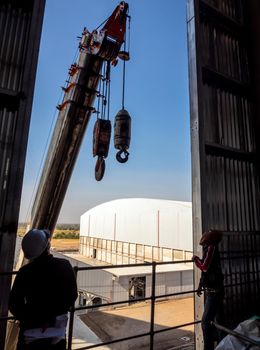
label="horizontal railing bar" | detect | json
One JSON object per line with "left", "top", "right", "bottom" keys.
{"left": 3, "top": 280, "right": 256, "bottom": 321}
{"left": 3, "top": 281, "right": 257, "bottom": 320}
{"left": 155, "top": 289, "right": 197, "bottom": 299}
{"left": 75, "top": 296, "right": 151, "bottom": 311}
{"left": 2, "top": 254, "right": 260, "bottom": 276}
{"left": 75, "top": 262, "right": 151, "bottom": 271}
{"left": 152, "top": 259, "right": 192, "bottom": 266}
{"left": 74, "top": 260, "right": 193, "bottom": 272}
{"left": 0, "top": 316, "right": 15, "bottom": 321}
{"left": 75, "top": 289, "right": 198, "bottom": 312}
{"left": 0, "top": 271, "right": 18, "bottom": 276}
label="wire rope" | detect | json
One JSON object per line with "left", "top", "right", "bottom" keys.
{"left": 101, "top": 64, "right": 106, "bottom": 119}
{"left": 107, "top": 63, "right": 111, "bottom": 121}
{"left": 96, "top": 74, "right": 102, "bottom": 120}
{"left": 121, "top": 15, "right": 131, "bottom": 110}
{"left": 127, "top": 16, "right": 131, "bottom": 54}
{"left": 122, "top": 42, "right": 126, "bottom": 110}
{"left": 24, "top": 91, "right": 63, "bottom": 225}
{"left": 95, "top": 15, "right": 110, "bottom": 31}
{"left": 104, "top": 61, "right": 111, "bottom": 120}
{"left": 24, "top": 45, "right": 80, "bottom": 225}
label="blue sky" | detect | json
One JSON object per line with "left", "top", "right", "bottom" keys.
{"left": 19, "top": 0, "right": 191, "bottom": 224}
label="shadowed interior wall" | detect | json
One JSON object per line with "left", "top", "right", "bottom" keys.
{"left": 0, "top": 1, "right": 45, "bottom": 347}
{"left": 187, "top": 0, "right": 260, "bottom": 348}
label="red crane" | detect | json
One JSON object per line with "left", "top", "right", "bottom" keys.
{"left": 30, "top": 2, "right": 131, "bottom": 233}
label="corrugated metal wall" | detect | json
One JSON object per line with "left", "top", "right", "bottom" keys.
{"left": 187, "top": 0, "right": 260, "bottom": 346}
{"left": 0, "top": 0, "right": 45, "bottom": 347}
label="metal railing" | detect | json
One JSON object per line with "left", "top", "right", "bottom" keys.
{"left": 2, "top": 256, "right": 260, "bottom": 349}
{"left": 0, "top": 260, "right": 199, "bottom": 350}
{"left": 67, "top": 259, "right": 198, "bottom": 350}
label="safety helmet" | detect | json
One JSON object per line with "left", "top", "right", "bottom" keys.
{"left": 199, "top": 229, "right": 223, "bottom": 246}
{"left": 22, "top": 229, "right": 51, "bottom": 260}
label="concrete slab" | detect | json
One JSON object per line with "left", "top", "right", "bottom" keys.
{"left": 79, "top": 298, "right": 195, "bottom": 349}
{"left": 71, "top": 312, "right": 110, "bottom": 349}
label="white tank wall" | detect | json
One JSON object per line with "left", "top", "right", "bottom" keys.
{"left": 80, "top": 198, "right": 192, "bottom": 251}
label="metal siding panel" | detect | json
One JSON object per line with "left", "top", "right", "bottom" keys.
{"left": 114, "top": 277, "right": 129, "bottom": 303}
{"left": 0, "top": 4, "right": 30, "bottom": 92}
{"left": 155, "top": 273, "right": 166, "bottom": 297}
{"left": 0, "top": 2, "right": 46, "bottom": 347}
{"left": 188, "top": 0, "right": 260, "bottom": 338}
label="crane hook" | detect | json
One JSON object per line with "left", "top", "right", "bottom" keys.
{"left": 116, "top": 149, "right": 129, "bottom": 163}
{"left": 95, "top": 156, "right": 106, "bottom": 181}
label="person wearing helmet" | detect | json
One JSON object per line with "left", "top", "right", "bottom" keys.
{"left": 192, "top": 229, "right": 224, "bottom": 350}
{"left": 9, "top": 229, "right": 78, "bottom": 350}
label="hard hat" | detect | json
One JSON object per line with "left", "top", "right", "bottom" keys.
{"left": 22, "top": 229, "right": 51, "bottom": 260}
{"left": 199, "top": 229, "right": 223, "bottom": 246}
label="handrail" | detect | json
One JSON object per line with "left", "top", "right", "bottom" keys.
{"left": 2, "top": 259, "right": 260, "bottom": 349}
{"left": 67, "top": 259, "right": 197, "bottom": 350}
{"left": 0, "top": 271, "right": 18, "bottom": 276}
{"left": 212, "top": 321, "right": 260, "bottom": 347}
{"left": 1, "top": 260, "right": 198, "bottom": 350}
{"left": 74, "top": 259, "right": 193, "bottom": 271}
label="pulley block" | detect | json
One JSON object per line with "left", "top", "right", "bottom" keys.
{"left": 93, "top": 119, "right": 111, "bottom": 158}
{"left": 114, "top": 109, "right": 131, "bottom": 163}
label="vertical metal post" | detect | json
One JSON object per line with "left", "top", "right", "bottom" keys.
{"left": 187, "top": 0, "right": 205, "bottom": 347}
{"left": 0, "top": 2, "right": 45, "bottom": 349}
{"left": 114, "top": 213, "right": 117, "bottom": 241}
{"left": 157, "top": 210, "right": 160, "bottom": 247}
{"left": 68, "top": 267, "right": 78, "bottom": 350}
{"left": 149, "top": 261, "right": 156, "bottom": 350}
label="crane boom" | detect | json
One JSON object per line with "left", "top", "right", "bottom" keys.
{"left": 30, "top": 2, "right": 129, "bottom": 232}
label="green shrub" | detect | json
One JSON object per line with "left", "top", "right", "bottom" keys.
{"left": 53, "top": 231, "right": 79, "bottom": 239}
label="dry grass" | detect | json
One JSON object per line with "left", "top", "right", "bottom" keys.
{"left": 51, "top": 239, "right": 79, "bottom": 251}
{"left": 17, "top": 225, "right": 79, "bottom": 251}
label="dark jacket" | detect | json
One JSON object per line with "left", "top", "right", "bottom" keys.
{"left": 9, "top": 254, "right": 78, "bottom": 330}
{"left": 194, "top": 245, "right": 223, "bottom": 290}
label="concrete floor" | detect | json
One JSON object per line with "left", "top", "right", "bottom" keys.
{"left": 71, "top": 311, "right": 110, "bottom": 349}
{"left": 78, "top": 298, "right": 195, "bottom": 350}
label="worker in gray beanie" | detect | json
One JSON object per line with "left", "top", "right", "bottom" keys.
{"left": 9, "top": 229, "right": 78, "bottom": 350}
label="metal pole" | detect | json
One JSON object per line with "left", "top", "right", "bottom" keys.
{"left": 149, "top": 261, "right": 156, "bottom": 350}
{"left": 68, "top": 267, "right": 78, "bottom": 350}
{"left": 212, "top": 321, "right": 260, "bottom": 347}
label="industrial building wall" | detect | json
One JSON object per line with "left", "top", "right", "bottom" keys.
{"left": 80, "top": 198, "right": 192, "bottom": 252}
{"left": 145, "top": 270, "right": 193, "bottom": 299}
{"left": 187, "top": 0, "right": 260, "bottom": 345}
{"left": 0, "top": 0, "right": 45, "bottom": 347}
{"left": 53, "top": 251, "right": 118, "bottom": 303}
{"left": 54, "top": 252, "right": 193, "bottom": 306}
